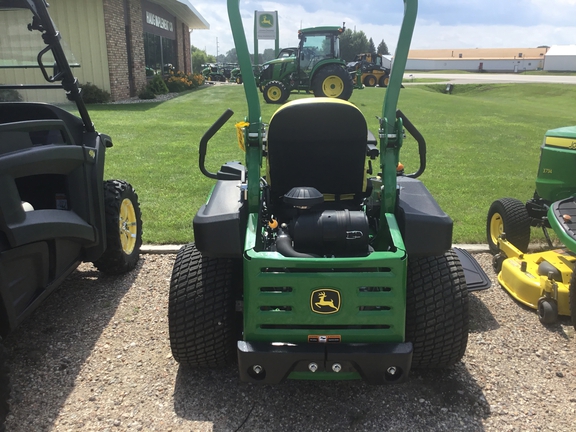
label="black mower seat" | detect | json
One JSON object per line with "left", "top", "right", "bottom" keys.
{"left": 266, "top": 98, "right": 368, "bottom": 204}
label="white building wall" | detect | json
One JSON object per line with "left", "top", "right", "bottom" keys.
{"left": 405, "top": 58, "right": 543, "bottom": 72}
{"left": 544, "top": 56, "right": 576, "bottom": 71}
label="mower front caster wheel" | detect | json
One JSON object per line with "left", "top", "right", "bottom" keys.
{"left": 537, "top": 297, "right": 558, "bottom": 325}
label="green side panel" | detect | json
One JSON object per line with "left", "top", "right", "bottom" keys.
{"left": 545, "top": 125, "right": 576, "bottom": 139}
{"left": 535, "top": 144, "right": 576, "bottom": 202}
{"left": 243, "top": 215, "right": 408, "bottom": 345}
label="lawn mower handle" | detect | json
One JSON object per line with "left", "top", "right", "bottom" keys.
{"left": 396, "top": 110, "right": 426, "bottom": 178}
{"left": 199, "top": 108, "right": 234, "bottom": 179}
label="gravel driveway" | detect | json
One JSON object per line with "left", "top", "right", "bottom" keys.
{"left": 3, "top": 252, "right": 575, "bottom": 431}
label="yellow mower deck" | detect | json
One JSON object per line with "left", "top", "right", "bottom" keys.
{"left": 497, "top": 240, "right": 576, "bottom": 317}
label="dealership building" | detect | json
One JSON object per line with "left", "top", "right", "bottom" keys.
{"left": 0, "top": 0, "right": 209, "bottom": 102}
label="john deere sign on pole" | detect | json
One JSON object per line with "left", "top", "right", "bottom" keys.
{"left": 254, "top": 11, "right": 279, "bottom": 62}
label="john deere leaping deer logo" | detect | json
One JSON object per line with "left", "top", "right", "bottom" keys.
{"left": 311, "top": 289, "right": 341, "bottom": 314}
{"left": 260, "top": 14, "right": 274, "bottom": 28}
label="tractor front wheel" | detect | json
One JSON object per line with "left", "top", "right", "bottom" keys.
{"left": 363, "top": 74, "right": 377, "bottom": 87}
{"left": 263, "top": 81, "right": 289, "bottom": 104}
{"left": 486, "top": 198, "right": 531, "bottom": 254}
{"left": 168, "top": 243, "right": 241, "bottom": 367}
{"left": 569, "top": 272, "right": 576, "bottom": 329}
{"left": 93, "top": 180, "right": 142, "bottom": 274}
{"left": 406, "top": 250, "right": 469, "bottom": 368}
{"left": 312, "top": 65, "right": 354, "bottom": 100}
{"left": 0, "top": 338, "right": 9, "bottom": 432}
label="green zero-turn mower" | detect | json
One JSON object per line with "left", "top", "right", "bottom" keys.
{"left": 487, "top": 126, "right": 576, "bottom": 326}
{"left": 168, "top": 0, "right": 490, "bottom": 385}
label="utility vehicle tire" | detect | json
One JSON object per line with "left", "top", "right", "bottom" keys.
{"left": 236, "top": 76, "right": 243, "bottom": 84}
{"left": 570, "top": 271, "right": 576, "bottom": 330}
{"left": 537, "top": 298, "right": 558, "bottom": 325}
{"left": 406, "top": 250, "right": 469, "bottom": 368}
{"left": 93, "top": 180, "right": 142, "bottom": 274}
{"left": 312, "top": 65, "right": 354, "bottom": 100}
{"left": 379, "top": 75, "right": 389, "bottom": 87}
{"left": 486, "top": 198, "right": 531, "bottom": 254}
{"left": 0, "top": 338, "right": 9, "bottom": 432}
{"left": 168, "top": 243, "right": 241, "bottom": 367}
{"left": 263, "top": 81, "right": 289, "bottom": 104}
{"left": 363, "top": 74, "right": 377, "bottom": 87}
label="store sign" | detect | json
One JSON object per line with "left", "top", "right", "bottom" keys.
{"left": 146, "top": 11, "right": 173, "bottom": 33}
{"left": 256, "top": 11, "right": 277, "bottom": 40}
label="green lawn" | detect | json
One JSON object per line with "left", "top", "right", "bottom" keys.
{"left": 83, "top": 83, "right": 576, "bottom": 244}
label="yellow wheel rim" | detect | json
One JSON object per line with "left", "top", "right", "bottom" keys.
{"left": 119, "top": 198, "right": 138, "bottom": 254}
{"left": 489, "top": 212, "right": 504, "bottom": 246}
{"left": 367, "top": 77, "right": 376, "bottom": 86}
{"left": 384, "top": 77, "right": 389, "bottom": 86}
{"left": 322, "top": 75, "right": 344, "bottom": 98}
{"left": 266, "top": 86, "right": 282, "bottom": 102}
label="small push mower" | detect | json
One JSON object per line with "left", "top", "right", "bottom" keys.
{"left": 487, "top": 125, "right": 576, "bottom": 326}
{"left": 168, "top": 0, "right": 490, "bottom": 385}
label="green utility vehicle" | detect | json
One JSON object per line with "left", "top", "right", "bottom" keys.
{"left": 168, "top": 0, "right": 490, "bottom": 385}
{"left": 0, "top": 0, "right": 142, "bottom": 427}
{"left": 257, "top": 25, "right": 354, "bottom": 103}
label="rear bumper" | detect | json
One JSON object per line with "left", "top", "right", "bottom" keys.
{"left": 237, "top": 340, "right": 413, "bottom": 384}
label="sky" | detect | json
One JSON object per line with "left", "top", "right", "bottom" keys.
{"left": 188, "top": 0, "right": 576, "bottom": 57}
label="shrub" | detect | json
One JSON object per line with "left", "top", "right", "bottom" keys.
{"left": 80, "top": 82, "right": 110, "bottom": 104}
{"left": 165, "top": 75, "right": 189, "bottom": 93}
{"left": 147, "top": 74, "right": 169, "bottom": 95}
{"left": 0, "top": 87, "right": 22, "bottom": 102}
{"left": 138, "top": 87, "right": 156, "bottom": 100}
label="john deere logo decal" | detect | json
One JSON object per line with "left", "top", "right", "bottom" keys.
{"left": 311, "top": 289, "right": 341, "bottom": 314}
{"left": 260, "top": 14, "right": 274, "bottom": 28}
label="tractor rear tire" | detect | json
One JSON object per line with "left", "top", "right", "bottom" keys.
{"left": 263, "top": 81, "right": 289, "bottom": 104}
{"left": 379, "top": 75, "right": 389, "bottom": 87}
{"left": 0, "top": 338, "right": 9, "bottom": 432}
{"left": 363, "top": 74, "right": 377, "bottom": 87}
{"left": 486, "top": 198, "right": 531, "bottom": 254}
{"left": 569, "top": 271, "right": 576, "bottom": 330}
{"left": 168, "top": 243, "right": 241, "bottom": 367}
{"left": 312, "top": 65, "right": 354, "bottom": 100}
{"left": 406, "top": 250, "right": 469, "bottom": 369}
{"left": 93, "top": 180, "right": 142, "bottom": 274}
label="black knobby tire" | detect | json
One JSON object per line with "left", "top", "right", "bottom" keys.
{"left": 378, "top": 74, "right": 389, "bottom": 87}
{"left": 569, "top": 272, "right": 576, "bottom": 330}
{"left": 363, "top": 74, "right": 377, "bottom": 87}
{"left": 405, "top": 250, "right": 469, "bottom": 368}
{"left": 312, "top": 65, "right": 354, "bottom": 100}
{"left": 168, "top": 243, "right": 241, "bottom": 367}
{"left": 263, "top": 81, "right": 289, "bottom": 104}
{"left": 93, "top": 180, "right": 143, "bottom": 274}
{"left": 486, "top": 198, "right": 531, "bottom": 254}
{"left": 0, "top": 338, "right": 9, "bottom": 432}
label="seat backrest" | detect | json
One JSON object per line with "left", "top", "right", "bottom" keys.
{"left": 266, "top": 98, "right": 368, "bottom": 202}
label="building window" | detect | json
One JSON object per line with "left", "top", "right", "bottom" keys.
{"left": 144, "top": 32, "right": 175, "bottom": 75}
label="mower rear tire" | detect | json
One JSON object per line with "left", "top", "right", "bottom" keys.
{"left": 263, "top": 81, "right": 289, "bottom": 104}
{"left": 537, "top": 297, "right": 558, "bottom": 325}
{"left": 487, "top": 198, "right": 531, "bottom": 254}
{"left": 168, "top": 243, "right": 240, "bottom": 367}
{"left": 0, "top": 338, "right": 9, "bottom": 432}
{"left": 93, "top": 180, "right": 142, "bottom": 274}
{"left": 312, "top": 65, "right": 354, "bottom": 100}
{"left": 379, "top": 75, "right": 389, "bottom": 87}
{"left": 363, "top": 74, "right": 377, "bottom": 87}
{"left": 570, "top": 272, "right": 576, "bottom": 330}
{"left": 406, "top": 250, "right": 469, "bottom": 369}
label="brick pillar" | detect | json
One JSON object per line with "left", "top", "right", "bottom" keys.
{"left": 175, "top": 19, "right": 191, "bottom": 74}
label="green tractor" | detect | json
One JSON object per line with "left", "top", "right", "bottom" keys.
{"left": 168, "top": 0, "right": 490, "bottom": 385}
{"left": 487, "top": 126, "right": 576, "bottom": 325}
{"left": 258, "top": 25, "right": 355, "bottom": 104}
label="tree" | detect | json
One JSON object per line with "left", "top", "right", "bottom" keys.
{"left": 339, "top": 29, "right": 370, "bottom": 61}
{"left": 190, "top": 45, "right": 216, "bottom": 74}
{"left": 224, "top": 48, "right": 238, "bottom": 63}
{"left": 262, "top": 48, "right": 276, "bottom": 62}
{"left": 369, "top": 37, "right": 376, "bottom": 54}
{"left": 377, "top": 39, "right": 390, "bottom": 55}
